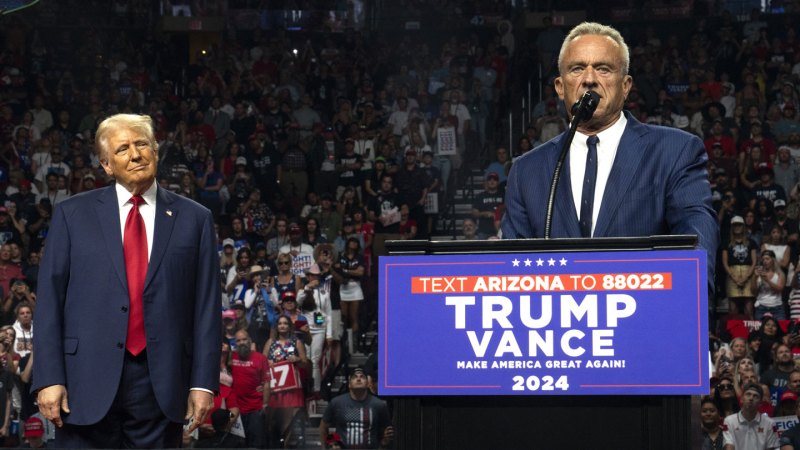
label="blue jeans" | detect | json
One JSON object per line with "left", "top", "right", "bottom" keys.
{"left": 755, "top": 304, "right": 786, "bottom": 320}
{"left": 433, "top": 156, "right": 451, "bottom": 190}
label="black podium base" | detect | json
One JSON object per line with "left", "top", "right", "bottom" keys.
{"left": 394, "top": 395, "right": 690, "bottom": 449}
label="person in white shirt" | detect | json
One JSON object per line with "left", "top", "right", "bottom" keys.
{"left": 278, "top": 222, "right": 314, "bottom": 276}
{"left": 33, "top": 150, "right": 70, "bottom": 193}
{"left": 29, "top": 95, "right": 52, "bottom": 134}
{"left": 297, "top": 263, "right": 333, "bottom": 394}
{"left": 723, "top": 383, "right": 779, "bottom": 449}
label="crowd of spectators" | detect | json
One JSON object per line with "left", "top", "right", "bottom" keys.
{"left": 0, "top": 0, "right": 518, "bottom": 447}
{"left": 14, "top": 0, "right": 800, "bottom": 447}
{"left": 568, "top": 7, "right": 800, "bottom": 449}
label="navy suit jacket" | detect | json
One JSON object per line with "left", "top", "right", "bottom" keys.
{"left": 32, "top": 185, "right": 221, "bottom": 425}
{"left": 501, "top": 113, "right": 719, "bottom": 279}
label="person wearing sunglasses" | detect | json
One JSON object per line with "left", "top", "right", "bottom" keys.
{"left": 271, "top": 253, "right": 304, "bottom": 308}
{"left": 712, "top": 376, "right": 740, "bottom": 419}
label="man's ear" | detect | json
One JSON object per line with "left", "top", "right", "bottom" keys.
{"left": 554, "top": 77, "right": 565, "bottom": 100}
{"left": 100, "top": 158, "right": 113, "bottom": 177}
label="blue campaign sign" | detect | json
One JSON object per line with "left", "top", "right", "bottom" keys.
{"left": 378, "top": 249, "right": 708, "bottom": 396}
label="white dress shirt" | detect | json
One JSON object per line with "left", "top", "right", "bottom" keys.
{"left": 114, "top": 181, "right": 212, "bottom": 396}
{"left": 114, "top": 181, "right": 157, "bottom": 259}
{"left": 569, "top": 112, "right": 627, "bottom": 237}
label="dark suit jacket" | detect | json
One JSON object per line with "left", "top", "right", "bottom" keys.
{"left": 501, "top": 113, "right": 719, "bottom": 278}
{"left": 32, "top": 185, "right": 221, "bottom": 425}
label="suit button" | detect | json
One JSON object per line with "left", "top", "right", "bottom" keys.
{"left": 121, "top": 306, "right": 128, "bottom": 312}
{"left": 116, "top": 342, "right": 123, "bottom": 349}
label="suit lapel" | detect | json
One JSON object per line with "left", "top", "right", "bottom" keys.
{"left": 144, "top": 187, "right": 177, "bottom": 292}
{"left": 551, "top": 135, "right": 581, "bottom": 237}
{"left": 95, "top": 186, "right": 129, "bottom": 291}
{"left": 594, "top": 114, "right": 648, "bottom": 237}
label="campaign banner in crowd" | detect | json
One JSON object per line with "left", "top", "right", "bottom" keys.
{"left": 436, "top": 127, "right": 457, "bottom": 156}
{"left": 378, "top": 249, "right": 708, "bottom": 395}
{"left": 774, "top": 415, "right": 799, "bottom": 437}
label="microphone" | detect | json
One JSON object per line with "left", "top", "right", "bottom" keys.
{"left": 570, "top": 90, "right": 601, "bottom": 125}
{"left": 543, "top": 90, "right": 601, "bottom": 239}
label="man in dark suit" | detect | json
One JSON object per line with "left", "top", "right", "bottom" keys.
{"left": 501, "top": 22, "right": 718, "bottom": 276}
{"left": 32, "top": 114, "right": 221, "bottom": 448}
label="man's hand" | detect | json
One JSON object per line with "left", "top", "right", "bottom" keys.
{"left": 37, "top": 384, "right": 70, "bottom": 427}
{"left": 381, "top": 426, "right": 395, "bottom": 448}
{"left": 184, "top": 390, "right": 214, "bottom": 433}
{"left": 229, "top": 407, "right": 240, "bottom": 424}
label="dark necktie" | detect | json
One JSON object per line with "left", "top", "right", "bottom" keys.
{"left": 580, "top": 136, "right": 599, "bottom": 238}
{"left": 124, "top": 195, "right": 147, "bottom": 355}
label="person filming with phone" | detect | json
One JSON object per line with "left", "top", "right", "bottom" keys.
{"left": 754, "top": 249, "right": 785, "bottom": 320}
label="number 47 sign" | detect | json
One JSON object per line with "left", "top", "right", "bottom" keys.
{"left": 269, "top": 360, "right": 302, "bottom": 393}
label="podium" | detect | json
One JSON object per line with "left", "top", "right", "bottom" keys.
{"left": 380, "top": 236, "right": 708, "bottom": 450}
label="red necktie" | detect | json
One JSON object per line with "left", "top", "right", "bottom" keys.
{"left": 124, "top": 195, "right": 147, "bottom": 355}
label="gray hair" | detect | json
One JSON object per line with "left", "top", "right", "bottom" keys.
{"left": 95, "top": 114, "right": 158, "bottom": 160}
{"left": 557, "top": 22, "right": 630, "bottom": 76}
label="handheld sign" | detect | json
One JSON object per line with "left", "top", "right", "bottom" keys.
{"left": 269, "top": 360, "right": 302, "bottom": 393}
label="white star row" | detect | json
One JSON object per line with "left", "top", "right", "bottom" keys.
{"left": 511, "top": 257, "right": 568, "bottom": 267}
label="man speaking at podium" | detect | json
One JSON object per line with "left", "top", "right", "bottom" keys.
{"left": 501, "top": 22, "right": 718, "bottom": 273}
{"left": 32, "top": 114, "right": 221, "bottom": 448}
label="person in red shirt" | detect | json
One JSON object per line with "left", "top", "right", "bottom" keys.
{"left": 0, "top": 245, "right": 23, "bottom": 302}
{"left": 189, "top": 110, "right": 216, "bottom": 147}
{"left": 231, "top": 329, "right": 270, "bottom": 448}
{"left": 704, "top": 119, "right": 737, "bottom": 158}
{"left": 740, "top": 120, "right": 777, "bottom": 162}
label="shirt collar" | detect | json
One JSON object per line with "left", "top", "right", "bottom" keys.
{"left": 737, "top": 411, "right": 762, "bottom": 424}
{"left": 575, "top": 111, "right": 628, "bottom": 146}
{"left": 115, "top": 180, "right": 158, "bottom": 208}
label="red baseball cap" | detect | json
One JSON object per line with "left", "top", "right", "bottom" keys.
{"left": 23, "top": 417, "right": 44, "bottom": 438}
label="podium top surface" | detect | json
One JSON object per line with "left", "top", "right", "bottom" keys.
{"left": 385, "top": 235, "right": 698, "bottom": 255}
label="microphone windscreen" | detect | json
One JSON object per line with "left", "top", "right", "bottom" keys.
{"left": 571, "top": 91, "right": 601, "bottom": 123}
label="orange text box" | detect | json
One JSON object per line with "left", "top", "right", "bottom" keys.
{"left": 410, "top": 273, "right": 673, "bottom": 293}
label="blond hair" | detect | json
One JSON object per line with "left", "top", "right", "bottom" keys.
{"left": 95, "top": 114, "right": 158, "bottom": 160}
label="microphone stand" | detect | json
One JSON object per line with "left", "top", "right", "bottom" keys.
{"left": 544, "top": 90, "right": 600, "bottom": 239}
{"left": 543, "top": 99, "right": 592, "bottom": 239}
